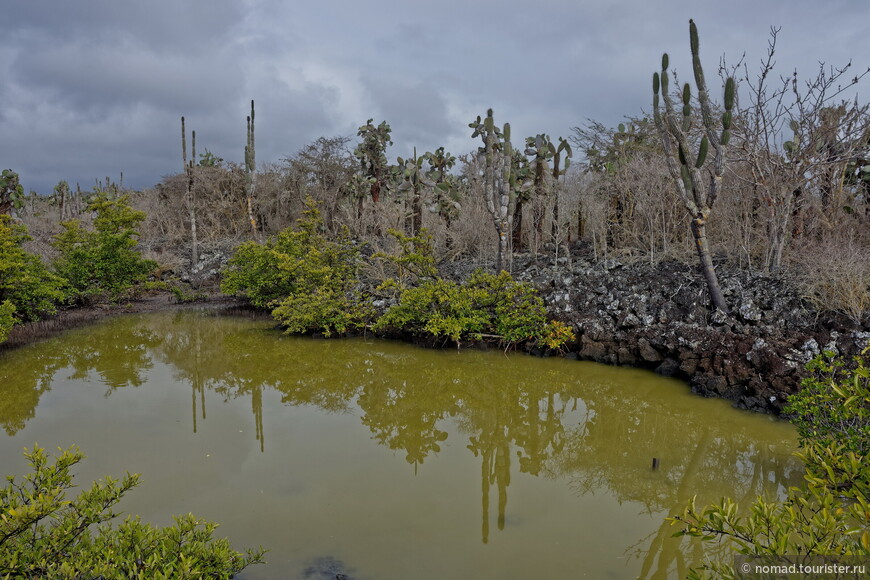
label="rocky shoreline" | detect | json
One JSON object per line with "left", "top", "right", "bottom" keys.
{"left": 506, "top": 254, "right": 870, "bottom": 413}
{"left": 5, "top": 248, "right": 868, "bottom": 414}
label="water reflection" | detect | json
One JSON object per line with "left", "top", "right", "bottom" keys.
{"left": 0, "top": 310, "right": 803, "bottom": 577}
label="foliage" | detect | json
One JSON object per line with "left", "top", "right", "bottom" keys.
{"left": 0, "top": 215, "right": 67, "bottom": 327}
{"left": 374, "top": 276, "right": 490, "bottom": 345}
{"left": 372, "top": 230, "right": 572, "bottom": 348}
{"left": 52, "top": 195, "right": 157, "bottom": 303}
{"left": 668, "top": 350, "right": 870, "bottom": 578}
{"left": 0, "top": 300, "right": 14, "bottom": 343}
{"left": 786, "top": 348, "right": 870, "bottom": 495}
{"left": 0, "top": 445, "right": 265, "bottom": 579}
{"left": 222, "top": 199, "right": 370, "bottom": 336}
{"left": 373, "top": 228, "right": 439, "bottom": 289}
{"left": 670, "top": 485, "right": 869, "bottom": 580}
{"left": 168, "top": 283, "right": 208, "bottom": 304}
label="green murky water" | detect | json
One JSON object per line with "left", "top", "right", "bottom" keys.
{"left": 0, "top": 309, "right": 802, "bottom": 579}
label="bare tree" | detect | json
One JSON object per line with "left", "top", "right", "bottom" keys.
{"left": 728, "top": 26, "right": 870, "bottom": 272}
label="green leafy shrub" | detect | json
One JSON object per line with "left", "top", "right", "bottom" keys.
{"left": 671, "top": 485, "right": 869, "bottom": 579}
{"left": 1, "top": 445, "right": 265, "bottom": 579}
{"left": 0, "top": 300, "right": 15, "bottom": 343}
{"left": 374, "top": 277, "right": 490, "bottom": 345}
{"left": 0, "top": 215, "right": 67, "bottom": 333}
{"left": 52, "top": 195, "right": 157, "bottom": 302}
{"left": 168, "top": 283, "right": 208, "bottom": 304}
{"left": 372, "top": 230, "right": 573, "bottom": 349}
{"left": 785, "top": 348, "right": 870, "bottom": 497}
{"left": 668, "top": 349, "right": 870, "bottom": 578}
{"left": 786, "top": 349, "right": 870, "bottom": 454}
{"left": 222, "top": 199, "right": 370, "bottom": 336}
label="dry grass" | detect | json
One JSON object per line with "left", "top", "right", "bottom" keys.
{"left": 792, "top": 233, "right": 870, "bottom": 325}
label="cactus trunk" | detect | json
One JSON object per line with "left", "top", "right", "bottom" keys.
{"left": 245, "top": 100, "right": 258, "bottom": 235}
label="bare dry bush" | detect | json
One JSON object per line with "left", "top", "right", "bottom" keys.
{"left": 792, "top": 229, "right": 870, "bottom": 324}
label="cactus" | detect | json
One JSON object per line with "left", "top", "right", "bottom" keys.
{"left": 53, "top": 181, "right": 71, "bottom": 221}
{"left": 396, "top": 147, "right": 434, "bottom": 236}
{"left": 354, "top": 119, "right": 393, "bottom": 208}
{"left": 550, "top": 136, "right": 572, "bottom": 244}
{"left": 469, "top": 109, "right": 527, "bottom": 272}
{"left": 181, "top": 116, "right": 199, "bottom": 265}
{"left": 0, "top": 170, "right": 25, "bottom": 216}
{"left": 244, "top": 100, "right": 257, "bottom": 235}
{"left": 652, "top": 19, "right": 733, "bottom": 313}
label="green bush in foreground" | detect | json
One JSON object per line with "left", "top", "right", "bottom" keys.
{"left": 668, "top": 349, "right": 870, "bottom": 579}
{"left": 0, "top": 446, "right": 265, "bottom": 579}
{"left": 786, "top": 348, "right": 870, "bottom": 497}
{"left": 52, "top": 195, "right": 157, "bottom": 303}
{"left": 222, "top": 199, "right": 371, "bottom": 336}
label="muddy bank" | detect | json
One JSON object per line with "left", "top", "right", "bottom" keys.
{"left": 504, "top": 255, "right": 869, "bottom": 413}
{"left": 1, "top": 291, "right": 256, "bottom": 351}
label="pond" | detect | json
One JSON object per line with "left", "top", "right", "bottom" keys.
{"left": 0, "top": 309, "right": 803, "bottom": 579}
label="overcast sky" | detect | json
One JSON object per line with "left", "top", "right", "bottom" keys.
{"left": 1, "top": 0, "right": 867, "bottom": 195}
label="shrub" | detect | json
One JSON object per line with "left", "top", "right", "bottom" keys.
{"left": 372, "top": 230, "right": 574, "bottom": 349}
{"left": 668, "top": 349, "right": 870, "bottom": 578}
{"left": 785, "top": 348, "right": 870, "bottom": 496}
{"left": 0, "top": 300, "right": 14, "bottom": 343}
{"left": 374, "top": 277, "right": 490, "bottom": 345}
{"left": 1, "top": 445, "right": 265, "bottom": 579}
{"left": 52, "top": 195, "right": 157, "bottom": 302}
{"left": 222, "top": 199, "right": 370, "bottom": 336}
{"left": 0, "top": 215, "right": 67, "bottom": 331}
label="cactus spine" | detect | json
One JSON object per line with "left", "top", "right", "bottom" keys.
{"left": 652, "top": 19, "right": 732, "bottom": 313}
{"left": 244, "top": 100, "right": 257, "bottom": 235}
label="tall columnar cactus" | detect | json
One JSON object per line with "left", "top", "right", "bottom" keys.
{"left": 53, "top": 180, "right": 71, "bottom": 221}
{"left": 652, "top": 19, "right": 733, "bottom": 313}
{"left": 470, "top": 109, "right": 524, "bottom": 272}
{"left": 181, "top": 116, "right": 199, "bottom": 265}
{"left": 244, "top": 100, "right": 257, "bottom": 235}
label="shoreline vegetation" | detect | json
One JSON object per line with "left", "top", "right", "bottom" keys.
{"left": 1, "top": 20, "right": 868, "bottom": 579}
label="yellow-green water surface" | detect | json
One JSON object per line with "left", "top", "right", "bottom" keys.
{"left": 0, "top": 309, "right": 803, "bottom": 579}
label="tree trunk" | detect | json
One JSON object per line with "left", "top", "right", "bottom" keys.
{"left": 690, "top": 218, "right": 728, "bottom": 313}
{"left": 512, "top": 198, "right": 524, "bottom": 252}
